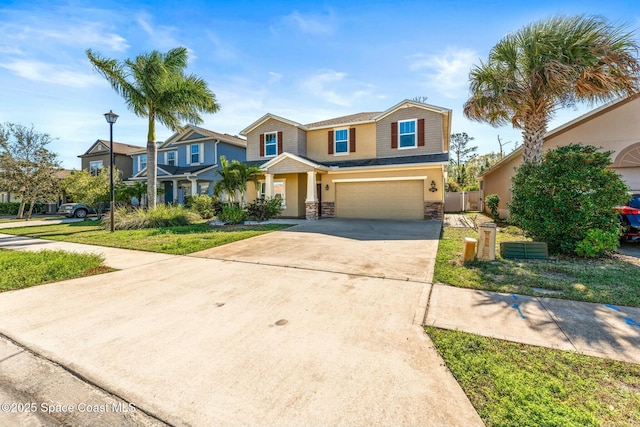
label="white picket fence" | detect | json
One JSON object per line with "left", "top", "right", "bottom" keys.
{"left": 444, "top": 191, "right": 481, "bottom": 212}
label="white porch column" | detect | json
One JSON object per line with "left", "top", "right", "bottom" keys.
{"left": 172, "top": 179, "right": 178, "bottom": 203}
{"left": 189, "top": 178, "right": 197, "bottom": 196}
{"left": 306, "top": 171, "right": 317, "bottom": 202}
{"left": 265, "top": 173, "right": 274, "bottom": 198}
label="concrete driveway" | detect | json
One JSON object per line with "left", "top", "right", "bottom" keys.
{"left": 191, "top": 219, "right": 440, "bottom": 282}
{"left": 0, "top": 219, "right": 482, "bottom": 426}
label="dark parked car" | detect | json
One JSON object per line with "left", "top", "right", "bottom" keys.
{"left": 616, "top": 194, "right": 640, "bottom": 242}
{"left": 58, "top": 203, "right": 108, "bottom": 218}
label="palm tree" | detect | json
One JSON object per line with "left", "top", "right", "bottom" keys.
{"left": 214, "top": 156, "right": 262, "bottom": 205}
{"left": 464, "top": 15, "right": 640, "bottom": 163}
{"left": 86, "top": 47, "right": 220, "bottom": 207}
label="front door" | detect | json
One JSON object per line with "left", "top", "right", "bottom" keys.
{"left": 317, "top": 183, "right": 322, "bottom": 218}
{"left": 164, "top": 182, "right": 173, "bottom": 204}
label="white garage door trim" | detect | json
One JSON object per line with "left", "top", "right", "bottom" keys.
{"left": 332, "top": 176, "right": 427, "bottom": 183}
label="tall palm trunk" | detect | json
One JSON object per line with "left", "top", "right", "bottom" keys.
{"left": 521, "top": 113, "right": 548, "bottom": 163}
{"left": 147, "top": 112, "right": 157, "bottom": 209}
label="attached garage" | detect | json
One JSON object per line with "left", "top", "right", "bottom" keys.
{"left": 335, "top": 180, "right": 424, "bottom": 220}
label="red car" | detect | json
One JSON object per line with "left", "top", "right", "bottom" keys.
{"left": 616, "top": 194, "right": 640, "bottom": 242}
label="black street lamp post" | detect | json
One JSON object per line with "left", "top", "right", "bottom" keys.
{"left": 103, "top": 110, "right": 119, "bottom": 232}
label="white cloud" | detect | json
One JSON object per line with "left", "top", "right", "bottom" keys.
{"left": 283, "top": 10, "right": 334, "bottom": 35}
{"left": 0, "top": 60, "right": 103, "bottom": 87}
{"left": 204, "top": 31, "right": 237, "bottom": 61}
{"left": 300, "top": 70, "right": 373, "bottom": 107}
{"left": 136, "top": 14, "right": 185, "bottom": 53}
{"left": 268, "top": 72, "right": 283, "bottom": 84}
{"left": 408, "top": 47, "right": 478, "bottom": 98}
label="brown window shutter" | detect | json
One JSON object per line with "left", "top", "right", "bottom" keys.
{"left": 328, "top": 130, "right": 334, "bottom": 154}
{"left": 259, "top": 133, "right": 265, "bottom": 157}
{"left": 391, "top": 122, "right": 398, "bottom": 149}
{"left": 418, "top": 119, "right": 425, "bottom": 146}
{"left": 349, "top": 128, "right": 356, "bottom": 152}
{"left": 277, "top": 131, "right": 283, "bottom": 154}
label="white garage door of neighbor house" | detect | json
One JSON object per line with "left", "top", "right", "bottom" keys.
{"left": 335, "top": 180, "right": 424, "bottom": 220}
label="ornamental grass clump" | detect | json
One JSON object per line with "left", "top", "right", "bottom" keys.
{"left": 106, "top": 205, "right": 200, "bottom": 230}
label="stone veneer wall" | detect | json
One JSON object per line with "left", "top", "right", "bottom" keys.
{"left": 320, "top": 202, "right": 335, "bottom": 218}
{"left": 424, "top": 202, "right": 443, "bottom": 220}
{"left": 306, "top": 201, "right": 320, "bottom": 220}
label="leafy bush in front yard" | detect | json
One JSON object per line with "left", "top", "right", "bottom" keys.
{"left": 246, "top": 198, "right": 283, "bottom": 221}
{"left": 217, "top": 204, "right": 247, "bottom": 224}
{"left": 188, "top": 194, "right": 221, "bottom": 219}
{"left": 0, "top": 202, "right": 43, "bottom": 215}
{"left": 485, "top": 194, "right": 500, "bottom": 222}
{"left": 509, "top": 144, "right": 628, "bottom": 255}
{"left": 574, "top": 229, "right": 619, "bottom": 258}
{"left": 106, "top": 205, "right": 201, "bottom": 230}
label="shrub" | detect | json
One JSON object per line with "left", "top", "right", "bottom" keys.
{"left": 485, "top": 194, "right": 500, "bottom": 222}
{"left": 0, "top": 202, "right": 43, "bottom": 215}
{"left": 106, "top": 205, "right": 200, "bottom": 230}
{"left": 189, "top": 194, "right": 217, "bottom": 219}
{"left": 217, "top": 204, "right": 247, "bottom": 224}
{"left": 246, "top": 198, "right": 283, "bottom": 221}
{"left": 575, "top": 229, "right": 619, "bottom": 258}
{"left": 509, "top": 144, "right": 628, "bottom": 255}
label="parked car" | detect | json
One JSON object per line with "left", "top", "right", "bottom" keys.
{"left": 58, "top": 203, "right": 108, "bottom": 218}
{"left": 616, "top": 194, "right": 640, "bottom": 242}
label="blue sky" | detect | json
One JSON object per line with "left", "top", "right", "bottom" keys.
{"left": 1, "top": 0, "right": 639, "bottom": 169}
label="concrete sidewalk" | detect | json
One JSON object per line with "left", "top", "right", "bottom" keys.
{"left": 0, "top": 217, "right": 85, "bottom": 229}
{"left": 425, "top": 283, "right": 640, "bottom": 364}
{"left": 0, "top": 233, "right": 176, "bottom": 270}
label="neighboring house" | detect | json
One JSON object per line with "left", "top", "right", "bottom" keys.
{"left": 241, "top": 100, "right": 451, "bottom": 220}
{"left": 0, "top": 168, "right": 72, "bottom": 210}
{"left": 78, "top": 140, "right": 144, "bottom": 179}
{"left": 130, "top": 125, "right": 247, "bottom": 204}
{"left": 479, "top": 94, "right": 640, "bottom": 218}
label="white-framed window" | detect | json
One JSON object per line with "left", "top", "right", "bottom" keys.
{"left": 190, "top": 144, "right": 200, "bottom": 164}
{"left": 398, "top": 119, "right": 417, "bottom": 149}
{"left": 335, "top": 129, "right": 348, "bottom": 154}
{"left": 265, "top": 132, "right": 277, "bottom": 157}
{"left": 258, "top": 179, "right": 286, "bottom": 207}
{"left": 166, "top": 151, "right": 176, "bottom": 166}
{"left": 139, "top": 154, "right": 147, "bottom": 170}
{"left": 89, "top": 160, "right": 103, "bottom": 175}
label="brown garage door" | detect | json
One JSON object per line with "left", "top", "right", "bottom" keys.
{"left": 335, "top": 180, "right": 424, "bottom": 220}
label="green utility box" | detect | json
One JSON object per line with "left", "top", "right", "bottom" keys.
{"left": 500, "top": 241, "right": 548, "bottom": 259}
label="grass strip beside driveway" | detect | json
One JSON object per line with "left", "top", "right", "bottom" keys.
{"left": 0, "top": 249, "right": 109, "bottom": 292}
{"left": 1, "top": 221, "right": 292, "bottom": 255}
{"left": 435, "top": 223, "right": 640, "bottom": 307}
{"left": 426, "top": 327, "right": 640, "bottom": 427}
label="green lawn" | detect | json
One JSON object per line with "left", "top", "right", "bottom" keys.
{"left": 1, "top": 221, "right": 292, "bottom": 254}
{"left": 0, "top": 249, "right": 110, "bottom": 292}
{"left": 426, "top": 327, "right": 640, "bottom": 427}
{"left": 435, "top": 217, "right": 640, "bottom": 307}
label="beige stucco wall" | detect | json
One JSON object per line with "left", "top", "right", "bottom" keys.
{"left": 306, "top": 123, "right": 377, "bottom": 162}
{"left": 320, "top": 166, "right": 444, "bottom": 203}
{"left": 376, "top": 107, "right": 444, "bottom": 157}
{"left": 246, "top": 118, "right": 302, "bottom": 162}
{"left": 481, "top": 96, "right": 640, "bottom": 218}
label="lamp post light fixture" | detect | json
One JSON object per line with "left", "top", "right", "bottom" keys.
{"left": 104, "top": 110, "right": 119, "bottom": 232}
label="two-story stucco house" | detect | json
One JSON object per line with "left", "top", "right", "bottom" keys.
{"left": 130, "top": 125, "right": 247, "bottom": 204}
{"left": 79, "top": 140, "right": 144, "bottom": 178}
{"left": 241, "top": 100, "right": 451, "bottom": 220}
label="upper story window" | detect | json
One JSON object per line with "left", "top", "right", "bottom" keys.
{"left": 190, "top": 144, "right": 200, "bottom": 164}
{"left": 399, "top": 119, "right": 417, "bottom": 149}
{"left": 265, "top": 132, "right": 277, "bottom": 157}
{"left": 89, "top": 160, "right": 103, "bottom": 176}
{"left": 335, "top": 129, "right": 348, "bottom": 154}
{"left": 167, "top": 151, "right": 176, "bottom": 166}
{"left": 139, "top": 154, "right": 147, "bottom": 170}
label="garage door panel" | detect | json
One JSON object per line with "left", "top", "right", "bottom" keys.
{"left": 336, "top": 181, "right": 424, "bottom": 220}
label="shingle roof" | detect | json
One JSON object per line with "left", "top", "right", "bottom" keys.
{"left": 136, "top": 164, "right": 212, "bottom": 177}
{"left": 79, "top": 140, "right": 145, "bottom": 157}
{"left": 248, "top": 153, "right": 449, "bottom": 169}
{"left": 188, "top": 125, "right": 247, "bottom": 147}
{"left": 306, "top": 112, "right": 380, "bottom": 129}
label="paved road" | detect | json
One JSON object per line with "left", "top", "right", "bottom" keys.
{"left": 0, "top": 220, "right": 483, "bottom": 426}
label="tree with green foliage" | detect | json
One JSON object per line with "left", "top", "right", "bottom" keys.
{"left": 214, "top": 156, "right": 261, "bottom": 205}
{"left": 87, "top": 47, "right": 220, "bottom": 209}
{"left": 464, "top": 15, "right": 640, "bottom": 163}
{"left": 0, "top": 123, "right": 61, "bottom": 219}
{"left": 62, "top": 167, "right": 121, "bottom": 217}
{"left": 509, "top": 144, "right": 628, "bottom": 255}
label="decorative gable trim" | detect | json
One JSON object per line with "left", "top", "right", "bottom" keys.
{"left": 260, "top": 152, "right": 329, "bottom": 171}
{"left": 373, "top": 99, "right": 451, "bottom": 122}
{"left": 240, "top": 113, "right": 307, "bottom": 136}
